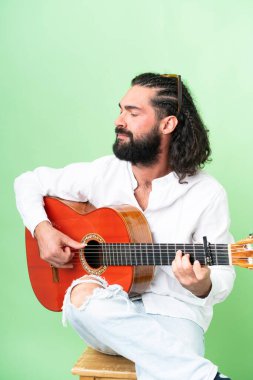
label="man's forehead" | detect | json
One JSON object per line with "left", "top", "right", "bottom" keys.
{"left": 119, "top": 85, "right": 157, "bottom": 108}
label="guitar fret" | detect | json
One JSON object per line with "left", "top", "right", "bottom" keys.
{"left": 147, "top": 244, "right": 152, "bottom": 265}
{"left": 123, "top": 244, "right": 126, "bottom": 265}
{"left": 161, "top": 245, "right": 169, "bottom": 265}
{"left": 124, "top": 244, "right": 128, "bottom": 265}
{"left": 113, "top": 244, "right": 116, "bottom": 265}
{"left": 142, "top": 245, "right": 145, "bottom": 265}
{"left": 151, "top": 244, "right": 155, "bottom": 265}
{"left": 117, "top": 243, "right": 120, "bottom": 265}
{"left": 212, "top": 244, "right": 229, "bottom": 265}
{"left": 130, "top": 244, "right": 133, "bottom": 265}
{"left": 105, "top": 243, "right": 108, "bottom": 265}
{"left": 158, "top": 245, "right": 162, "bottom": 265}
{"left": 112, "top": 244, "right": 116, "bottom": 265}
{"left": 140, "top": 244, "right": 143, "bottom": 266}
{"left": 118, "top": 243, "right": 121, "bottom": 265}
{"left": 109, "top": 244, "right": 112, "bottom": 265}
{"left": 107, "top": 243, "right": 110, "bottom": 266}
{"left": 113, "top": 244, "right": 119, "bottom": 265}
{"left": 133, "top": 244, "right": 137, "bottom": 265}
{"left": 185, "top": 245, "right": 192, "bottom": 262}
{"left": 214, "top": 244, "right": 218, "bottom": 265}
{"left": 146, "top": 244, "right": 152, "bottom": 265}
{"left": 121, "top": 244, "right": 124, "bottom": 265}
{"left": 102, "top": 244, "right": 105, "bottom": 266}
{"left": 146, "top": 243, "right": 150, "bottom": 265}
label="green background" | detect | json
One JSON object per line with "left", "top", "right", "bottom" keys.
{"left": 1, "top": 0, "right": 253, "bottom": 378}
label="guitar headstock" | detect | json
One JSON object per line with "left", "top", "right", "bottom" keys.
{"left": 231, "top": 234, "right": 253, "bottom": 269}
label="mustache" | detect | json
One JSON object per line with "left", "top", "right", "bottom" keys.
{"left": 115, "top": 127, "right": 133, "bottom": 138}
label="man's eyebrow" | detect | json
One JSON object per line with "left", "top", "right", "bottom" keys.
{"left": 118, "top": 103, "right": 142, "bottom": 111}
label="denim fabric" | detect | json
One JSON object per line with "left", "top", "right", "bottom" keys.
{"left": 62, "top": 277, "right": 217, "bottom": 380}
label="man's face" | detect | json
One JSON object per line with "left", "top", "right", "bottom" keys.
{"left": 113, "top": 85, "right": 162, "bottom": 165}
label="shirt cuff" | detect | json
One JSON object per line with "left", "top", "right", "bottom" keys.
{"left": 186, "top": 266, "right": 236, "bottom": 307}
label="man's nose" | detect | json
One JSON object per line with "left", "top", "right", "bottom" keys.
{"left": 114, "top": 112, "right": 127, "bottom": 128}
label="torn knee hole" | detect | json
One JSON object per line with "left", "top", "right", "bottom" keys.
{"left": 70, "top": 282, "right": 103, "bottom": 308}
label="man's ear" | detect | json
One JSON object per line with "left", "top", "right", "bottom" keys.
{"left": 160, "top": 115, "right": 178, "bottom": 135}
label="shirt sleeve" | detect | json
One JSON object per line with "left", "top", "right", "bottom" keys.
{"left": 191, "top": 187, "right": 236, "bottom": 306}
{"left": 14, "top": 161, "right": 98, "bottom": 235}
{"left": 161, "top": 186, "right": 236, "bottom": 307}
{"left": 193, "top": 187, "right": 234, "bottom": 244}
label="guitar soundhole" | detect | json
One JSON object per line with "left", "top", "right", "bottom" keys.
{"left": 84, "top": 240, "right": 102, "bottom": 269}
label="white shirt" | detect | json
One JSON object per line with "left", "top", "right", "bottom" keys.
{"left": 14, "top": 155, "right": 235, "bottom": 331}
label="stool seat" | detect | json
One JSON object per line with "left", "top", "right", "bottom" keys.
{"left": 72, "top": 347, "right": 137, "bottom": 380}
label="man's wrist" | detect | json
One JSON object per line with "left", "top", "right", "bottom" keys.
{"left": 34, "top": 220, "right": 52, "bottom": 239}
{"left": 190, "top": 281, "right": 212, "bottom": 298}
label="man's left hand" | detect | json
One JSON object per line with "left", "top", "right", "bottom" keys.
{"left": 172, "top": 250, "right": 212, "bottom": 298}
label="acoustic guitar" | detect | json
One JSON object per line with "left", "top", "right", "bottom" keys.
{"left": 25, "top": 197, "right": 253, "bottom": 311}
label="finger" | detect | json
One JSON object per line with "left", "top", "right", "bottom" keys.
{"left": 62, "top": 236, "right": 85, "bottom": 249}
{"left": 172, "top": 250, "right": 182, "bottom": 274}
{"left": 181, "top": 253, "right": 193, "bottom": 271}
{"left": 193, "top": 261, "right": 210, "bottom": 280}
{"left": 174, "top": 250, "right": 183, "bottom": 266}
{"left": 47, "top": 254, "right": 74, "bottom": 268}
{"left": 43, "top": 247, "right": 72, "bottom": 266}
{"left": 63, "top": 246, "right": 75, "bottom": 262}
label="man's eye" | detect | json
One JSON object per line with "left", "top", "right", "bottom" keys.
{"left": 131, "top": 113, "right": 138, "bottom": 117}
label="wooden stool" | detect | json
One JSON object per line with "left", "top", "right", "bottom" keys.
{"left": 72, "top": 347, "right": 137, "bottom": 380}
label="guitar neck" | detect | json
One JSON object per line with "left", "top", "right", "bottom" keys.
{"left": 100, "top": 243, "right": 231, "bottom": 266}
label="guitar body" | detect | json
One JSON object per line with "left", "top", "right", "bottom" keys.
{"left": 25, "top": 197, "right": 154, "bottom": 311}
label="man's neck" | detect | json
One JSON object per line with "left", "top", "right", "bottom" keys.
{"left": 131, "top": 156, "right": 172, "bottom": 187}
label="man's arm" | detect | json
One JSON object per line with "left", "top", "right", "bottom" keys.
{"left": 34, "top": 221, "right": 84, "bottom": 268}
{"left": 14, "top": 163, "right": 93, "bottom": 267}
{"left": 170, "top": 187, "right": 235, "bottom": 301}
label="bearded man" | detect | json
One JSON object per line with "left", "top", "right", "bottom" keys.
{"left": 15, "top": 73, "right": 235, "bottom": 380}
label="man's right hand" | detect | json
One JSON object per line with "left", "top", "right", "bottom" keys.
{"left": 34, "top": 221, "right": 85, "bottom": 268}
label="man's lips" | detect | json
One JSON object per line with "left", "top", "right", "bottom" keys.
{"left": 117, "top": 133, "right": 129, "bottom": 138}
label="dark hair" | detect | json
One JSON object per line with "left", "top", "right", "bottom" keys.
{"left": 131, "top": 73, "right": 211, "bottom": 182}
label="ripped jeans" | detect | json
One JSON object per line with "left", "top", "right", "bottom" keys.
{"left": 62, "top": 275, "right": 217, "bottom": 380}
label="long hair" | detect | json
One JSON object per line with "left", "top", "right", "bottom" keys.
{"left": 131, "top": 73, "right": 211, "bottom": 182}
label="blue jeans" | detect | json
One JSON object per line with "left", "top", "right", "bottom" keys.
{"left": 62, "top": 277, "right": 217, "bottom": 380}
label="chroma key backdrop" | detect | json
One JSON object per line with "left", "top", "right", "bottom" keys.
{"left": 1, "top": 1, "right": 253, "bottom": 379}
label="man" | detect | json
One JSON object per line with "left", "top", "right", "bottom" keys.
{"left": 15, "top": 73, "right": 235, "bottom": 380}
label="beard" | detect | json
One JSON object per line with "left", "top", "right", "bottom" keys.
{"left": 112, "top": 124, "right": 161, "bottom": 166}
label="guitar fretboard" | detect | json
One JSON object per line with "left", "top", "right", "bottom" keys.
{"left": 99, "top": 243, "right": 230, "bottom": 266}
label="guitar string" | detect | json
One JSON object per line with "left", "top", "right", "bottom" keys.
{"left": 69, "top": 249, "right": 231, "bottom": 253}
{"left": 67, "top": 248, "right": 236, "bottom": 258}
{"left": 68, "top": 246, "right": 231, "bottom": 252}
{"left": 68, "top": 247, "right": 247, "bottom": 261}
{"left": 69, "top": 257, "right": 248, "bottom": 266}
{"left": 69, "top": 250, "right": 237, "bottom": 265}
{"left": 69, "top": 259, "right": 248, "bottom": 265}
{"left": 60, "top": 245, "right": 248, "bottom": 265}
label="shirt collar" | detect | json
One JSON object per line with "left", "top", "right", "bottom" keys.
{"left": 127, "top": 161, "right": 179, "bottom": 190}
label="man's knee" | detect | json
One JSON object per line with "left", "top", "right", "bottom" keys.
{"left": 70, "top": 282, "right": 103, "bottom": 307}
{"left": 70, "top": 275, "right": 106, "bottom": 308}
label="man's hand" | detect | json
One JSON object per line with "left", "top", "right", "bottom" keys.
{"left": 172, "top": 250, "right": 212, "bottom": 298}
{"left": 34, "top": 221, "right": 85, "bottom": 268}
